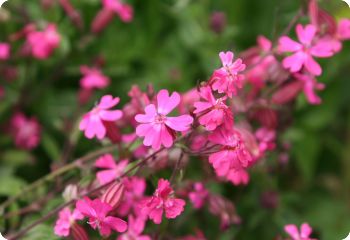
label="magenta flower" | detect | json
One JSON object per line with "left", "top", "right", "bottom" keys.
{"left": 140, "top": 179, "right": 186, "bottom": 224}
{"left": 118, "top": 215, "right": 151, "bottom": 240}
{"left": 80, "top": 65, "right": 110, "bottom": 90}
{"left": 211, "top": 51, "right": 246, "bottom": 97}
{"left": 0, "top": 43, "right": 10, "bottom": 60}
{"left": 10, "top": 112, "right": 41, "bottom": 150}
{"left": 284, "top": 223, "right": 315, "bottom": 240}
{"left": 27, "top": 24, "right": 60, "bottom": 59}
{"left": 103, "top": 0, "right": 133, "bottom": 22}
{"left": 227, "top": 168, "right": 249, "bottom": 186}
{"left": 79, "top": 95, "right": 123, "bottom": 140}
{"left": 278, "top": 24, "right": 334, "bottom": 76}
{"left": 208, "top": 127, "right": 253, "bottom": 183}
{"left": 135, "top": 89, "right": 193, "bottom": 150}
{"left": 76, "top": 197, "right": 127, "bottom": 236}
{"left": 94, "top": 154, "right": 128, "bottom": 184}
{"left": 194, "top": 86, "right": 233, "bottom": 131}
{"left": 188, "top": 182, "right": 209, "bottom": 209}
{"left": 118, "top": 176, "right": 146, "bottom": 216}
{"left": 294, "top": 73, "right": 325, "bottom": 105}
{"left": 54, "top": 207, "right": 84, "bottom": 237}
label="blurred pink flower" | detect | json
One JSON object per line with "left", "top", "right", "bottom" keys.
{"left": 255, "top": 127, "right": 276, "bottom": 153}
{"left": 76, "top": 197, "right": 127, "bottom": 236}
{"left": 94, "top": 154, "right": 128, "bottom": 184}
{"left": 118, "top": 215, "right": 151, "bottom": 240}
{"left": 194, "top": 86, "right": 233, "bottom": 131}
{"left": 188, "top": 182, "right": 208, "bottom": 209}
{"left": 208, "top": 126, "right": 253, "bottom": 184}
{"left": 102, "top": 0, "right": 133, "bottom": 22}
{"left": 135, "top": 89, "right": 193, "bottom": 150}
{"left": 294, "top": 73, "right": 325, "bottom": 105}
{"left": 284, "top": 223, "right": 315, "bottom": 240}
{"left": 118, "top": 176, "right": 146, "bottom": 216}
{"left": 140, "top": 179, "right": 186, "bottom": 224}
{"left": 54, "top": 207, "right": 84, "bottom": 237}
{"left": 211, "top": 51, "right": 246, "bottom": 97}
{"left": 0, "top": 43, "right": 10, "bottom": 60}
{"left": 278, "top": 24, "right": 333, "bottom": 76}
{"left": 79, "top": 95, "right": 123, "bottom": 140}
{"left": 27, "top": 24, "right": 60, "bottom": 59}
{"left": 10, "top": 112, "right": 41, "bottom": 150}
{"left": 80, "top": 66, "right": 110, "bottom": 90}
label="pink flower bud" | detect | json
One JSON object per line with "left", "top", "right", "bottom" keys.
{"left": 103, "top": 120, "right": 122, "bottom": 143}
{"left": 91, "top": 8, "right": 115, "bottom": 34}
{"left": 101, "top": 182, "right": 125, "bottom": 209}
{"left": 271, "top": 81, "right": 303, "bottom": 105}
{"left": 210, "top": 11, "right": 227, "bottom": 34}
{"left": 59, "top": 0, "right": 84, "bottom": 29}
{"left": 71, "top": 223, "right": 89, "bottom": 240}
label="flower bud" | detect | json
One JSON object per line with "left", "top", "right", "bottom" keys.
{"left": 71, "top": 223, "right": 89, "bottom": 240}
{"left": 91, "top": 8, "right": 115, "bottom": 34}
{"left": 271, "top": 81, "right": 303, "bottom": 105}
{"left": 62, "top": 184, "right": 79, "bottom": 202}
{"left": 103, "top": 120, "right": 122, "bottom": 143}
{"left": 101, "top": 182, "right": 125, "bottom": 209}
{"left": 210, "top": 11, "right": 227, "bottom": 34}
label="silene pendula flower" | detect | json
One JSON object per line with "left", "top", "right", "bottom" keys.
{"left": 294, "top": 73, "right": 325, "bottom": 105}
{"left": 135, "top": 89, "right": 193, "bottom": 150}
{"left": 284, "top": 223, "right": 316, "bottom": 240}
{"left": 118, "top": 176, "right": 146, "bottom": 216}
{"left": 27, "top": 24, "right": 61, "bottom": 59}
{"left": 194, "top": 86, "right": 233, "bottom": 131}
{"left": 79, "top": 95, "right": 123, "bottom": 139}
{"left": 208, "top": 126, "right": 253, "bottom": 185}
{"left": 80, "top": 65, "right": 110, "bottom": 90}
{"left": 210, "top": 51, "right": 246, "bottom": 98}
{"left": 94, "top": 154, "right": 128, "bottom": 184}
{"left": 76, "top": 197, "right": 127, "bottom": 237}
{"left": 278, "top": 24, "right": 334, "bottom": 76}
{"left": 255, "top": 127, "right": 276, "bottom": 153}
{"left": 0, "top": 42, "right": 10, "bottom": 60}
{"left": 140, "top": 179, "right": 186, "bottom": 224}
{"left": 188, "top": 182, "right": 209, "bottom": 209}
{"left": 103, "top": 0, "right": 133, "bottom": 22}
{"left": 118, "top": 215, "right": 151, "bottom": 240}
{"left": 54, "top": 207, "right": 88, "bottom": 239}
{"left": 10, "top": 112, "right": 41, "bottom": 150}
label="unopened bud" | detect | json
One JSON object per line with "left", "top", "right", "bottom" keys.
{"left": 101, "top": 182, "right": 125, "bottom": 209}
{"left": 63, "top": 184, "right": 79, "bottom": 202}
{"left": 91, "top": 8, "right": 115, "bottom": 34}
{"left": 71, "top": 223, "right": 89, "bottom": 240}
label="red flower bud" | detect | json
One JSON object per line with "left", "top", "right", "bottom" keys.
{"left": 103, "top": 120, "right": 122, "bottom": 143}
{"left": 71, "top": 223, "right": 89, "bottom": 240}
{"left": 91, "top": 9, "right": 115, "bottom": 34}
{"left": 101, "top": 182, "right": 125, "bottom": 209}
{"left": 271, "top": 81, "right": 303, "bottom": 105}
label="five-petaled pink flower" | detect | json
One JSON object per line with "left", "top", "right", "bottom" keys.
{"left": 80, "top": 65, "right": 110, "bottom": 90}
{"left": 117, "top": 215, "right": 151, "bottom": 240}
{"left": 188, "top": 182, "right": 209, "bottom": 209}
{"left": 0, "top": 43, "right": 10, "bottom": 60}
{"left": 135, "top": 89, "right": 193, "bottom": 150}
{"left": 140, "top": 178, "right": 186, "bottom": 224}
{"left": 194, "top": 86, "right": 233, "bottom": 131}
{"left": 76, "top": 197, "right": 127, "bottom": 237}
{"left": 10, "top": 112, "right": 41, "bottom": 150}
{"left": 103, "top": 0, "right": 133, "bottom": 22}
{"left": 208, "top": 127, "right": 253, "bottom": 184}
{"left": 27, "top": 24, "right": 61, "bottom": 59}
{"left": 278, "top": 24, "right": 334, "bottom": 76}
{"left": 80, "top": 95, "right": 123, "bottom": 140}
{"left": 95, "top": 154, "right": 128, "bottom": 184}
{"left": 211, "top": 51, "right": 246, "bottom": 98}
{"left": 284, "top": 223, "right": 315, "bottom": 240}
{"left": 54, "top": 207, "right": 84, "bottom": 237}
{"left": 118, "top": 176, "right": 146, "bottom": 216}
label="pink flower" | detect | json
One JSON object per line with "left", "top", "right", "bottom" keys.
{"left": 188, "top": 182, "right": 209, "bottom": 209}
{"left": 284, "top": 223, "right": 315, "bottom": 240}
{"left": 118, "top": 176, "right": 146, "bottom": 216}
{"left": 102, "top": 0, "right": 133, "bottom": 22}
{"left": 211, "top": 51, "right": 246, "bottom": 97}
{"left": 76, "top": 197, "right": 127, "bottom": 236}
{"left": 208, "top": 126, "right": 253, "bottom": 183}
{"left": 79, "top": 95, "right": 123, "bottom": 139}
{"left": 10, "top": 112, "right": 41, "bottom": 150}
{"left": 27, "top": 24, "right": 60, "bottom": 59}
{"left": 94, "top": 154, "right": 128, "bottom": 184}
{"left": 278, "top": 24, "right": 334, "bottom": 76}
{"left": 194, "top": 86, "right": 233, "bottom": 131}
{"left": 255, "top": 127, "right": 276, "bottom": 153}
{"left": 80, "top": 65, "right": 110, "bottom": 90}
{"left": 227, "top": 168, "right": 249, "bottom": 186}
{"left": 140, "top": 179, "right": 186, "bottom": 224}
{"left": 294, "top": 73, "right": 325, "bottom": 105}
{"left": 118, "top": 215, "right": 151, "bottom": 240}
{"left": 54, "top": 207, "right": 84, "bottom": 237}
{"left": 135, "top": 89, "right": 193, "bottom": 150}
{"left": 0, "top": 43, "right": 10, "bottom": 60}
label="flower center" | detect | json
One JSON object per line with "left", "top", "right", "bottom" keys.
{"left": 154, "top": 113, "right": 166, "bottom": 123}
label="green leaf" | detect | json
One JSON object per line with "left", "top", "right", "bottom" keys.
{"left": 22, "top": 224, "right": 60, "bottom": 240}
{"left": 42, "top": 133, "right": 61, "bottom": 162}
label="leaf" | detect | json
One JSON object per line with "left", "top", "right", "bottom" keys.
{"left": 22, "top": 224, "right": 60, "bottom": 240}
{"left": 0, "top": 175, "right": 26, "bottom": 196}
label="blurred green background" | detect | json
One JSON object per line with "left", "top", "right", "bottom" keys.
{"left": 1, "top": 0, "right": 350, "bottom": 239}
